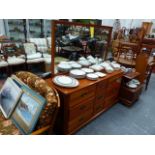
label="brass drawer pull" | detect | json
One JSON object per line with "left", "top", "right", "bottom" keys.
{"left": 80, "top": 92, "right": 87, "bottom": 98}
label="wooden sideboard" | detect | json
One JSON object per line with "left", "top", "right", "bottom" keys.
{"left": 46, "top": 70, "right": 123, "bottom": 134}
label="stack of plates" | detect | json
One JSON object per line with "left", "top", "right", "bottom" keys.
{"left": 81, "top": 68, "right": 94, "bottom": 73}
{"left": 78, "top": 60, "right": 91, "bottom": 67}
{"left": 57, "top": 63, "right": 72, "bottom": 72}
{"left": 90, "top": 64, "right": 103, "bottom": 71}
{"left": 70, "top": 69, "right": 86, "bottom": 79}
{"left": 95, "top": 72, "right": 106, "bottom": 77}
{"left": 69, "top": 62, "right": 82, "bottom": 69}
{"left": 126, "top": 83, "right": 137, "bottom": 89}
{"left": 86, "top": 73, "right": 99, "bottom": 80}
{"left": 53, "top": 75, "right": 79, "bottom": 88}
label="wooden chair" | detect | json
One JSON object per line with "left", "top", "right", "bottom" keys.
{"left": 145, "top": 61, "right": 155, "bottom": 90}
{"left": 1, "top": 43, "right": 26, "bottom": 75}
{"left": 23, "top": 42, "right": 45, "bottom": 72}
{"left": 135, "top": 52, "right": 149, "bottom": 83}
{"left": 114, "top": 41, "right": 140, "bottom": 67}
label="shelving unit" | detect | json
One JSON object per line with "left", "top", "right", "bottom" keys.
{"left": 119, "top": 71, "right": 143, "bottom": 106}
{"left": 28, "top": 19, "right": 44, "bottom": 38}
{"left": 5, "top": 19, "right": 27, "bottom": 42}
{"left": 44, "top": 19, "right": 51, "bottom": 37}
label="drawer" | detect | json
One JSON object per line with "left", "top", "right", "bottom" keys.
{"left": 69, "top": 85, "right": 96, "bottom": 107}
{"left": 69, "top": 98, "right": 94, "bottom": 121}
{"left": 94, "top": 101, "right": 105, "bottom": 114}
{"left": 108, "top": 74, "right": 122, "bottom": 83}
{"left": 96, "top": 80, "right": 107, "bottom": 95}
{"left": 105, "top": 94, "right": 118, "bottom": 108}
{"left": 68, "top": 109, "right": 93, "bottom": 133}
{"left": 108, "top": 77, "right": 122, "bottom": 89}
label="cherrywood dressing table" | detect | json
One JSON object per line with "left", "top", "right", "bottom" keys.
{"left": 46, "top": 70, "right": 123, "bottom": 134}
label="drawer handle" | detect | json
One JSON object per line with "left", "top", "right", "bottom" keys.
{"left": 80, "top": 92, "right": 87, "bottom": 98}
{"left": 80, "top": 105, "right": 86, "bottom": 110}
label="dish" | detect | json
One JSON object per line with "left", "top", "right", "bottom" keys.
{"left": 86, "top": 73, "right": 99, "bottom": 80}
{"left": 57, "top": 63, "right": 72, "bottom": 72}
{"left": 81, "top": 68, "right": 94, "bottom": 73}
{"left": 127, "top": 83, "right": 137, "bottom": 89}
{"left": 53, "top": 75, "right": 79, "bottom": 88}
{"left": 95, "top": 72, "right": 107, "bottom": 77}
{"left": 131, "top": 79, "right": 140, "bottom": 85}
{"left": 70, "top": 69, "right": 86, "bottom": 79}
{"left": 70, "top": 63, "right": 82, "bottom": 69}
{"left": 90, "top": 65, "right": 103, "bottom": 71}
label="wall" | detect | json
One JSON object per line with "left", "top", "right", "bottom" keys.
{"left": 102, "top": 19, "right": 155, "bottom": 29}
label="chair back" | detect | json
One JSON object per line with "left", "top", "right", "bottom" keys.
{"left": 23, "top": 43, "right": 37, "bottom": 55}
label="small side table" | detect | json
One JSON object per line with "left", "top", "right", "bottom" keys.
{"left": 119, "top": 72, "right": 143, "bottom": 106}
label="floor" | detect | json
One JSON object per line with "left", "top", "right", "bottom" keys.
{"left": 76, "top": 73, "right": 155, "bottom": 135}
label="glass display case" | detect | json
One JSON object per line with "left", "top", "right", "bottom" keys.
{"left": 44, "top": 19, "right": 51, "bottom": 37}
{"left": 51, "top": 20, "right": 113, "bottom": 75}
{"left": 5, "top": 19, "right": 27, "bottom": 42}
{"left": 28, "top": 19, "right": 44, "bottom": 38}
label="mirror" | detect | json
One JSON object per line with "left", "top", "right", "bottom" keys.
{"left": 51, "top": 20, "right": 112, "bottom": 75}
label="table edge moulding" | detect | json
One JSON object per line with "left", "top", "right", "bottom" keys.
{"left": 46, "top": 70, "right": 123, "bottom": 134}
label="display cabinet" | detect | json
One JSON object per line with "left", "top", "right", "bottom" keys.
{"left": 4, "top": 19, "right": 27, "bottom": 42}
{"left": 28, "top": 19, "right": 44, "bottom": 38}
{"left": 44, "top": 19, "right": 51, "bottom": 37}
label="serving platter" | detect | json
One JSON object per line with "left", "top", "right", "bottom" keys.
{"left": 53, "top": 75, "right": 79, "bottom": 88}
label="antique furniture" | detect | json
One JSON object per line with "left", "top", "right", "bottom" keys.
{"left": 145, "top": 61, "right": 155, "bottom": 90}
{"left": 1, "top": 43, "right": 26, "bottom": 74}
{"left": 0, "top": 54, "right": 9, "bottom": 77}
{"left": 142, "top": 22, "right": 153, "bottom": 35}
{"left": 23, "top": 42, "right": 45, "bottom": 71}
{"left": 46, "top": 70, "right": 123, "bottom": 134}
{"left": 119, "top": 71, "right": 143, "bottom": 106}
{"left": 114, "top": 41, "right": 140, "bottom": 67}
{"left": 29, "top": 38, "right": 49, "bottom": 53}
{"left": 0, "top": 72, "right": 60, "bottom": 135}
{"left": 135, "top": 52, "right": 149, "bottom": 83}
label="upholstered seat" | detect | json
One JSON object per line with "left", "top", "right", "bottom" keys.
{"left": 29, "top": 38, "right": 48, "bottom": 53}
{"left": 7, "top": 56, "right": 25, "bottom": 65}
{"left": 0, "top": 60, "right": 8, "bottom": 67}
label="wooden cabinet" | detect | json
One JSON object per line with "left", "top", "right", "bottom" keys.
{"left": 46, "top": 70, "right": 123, "bottom": 134}
{"left": 119, "top": 72, "right": 143, "bottom": 106}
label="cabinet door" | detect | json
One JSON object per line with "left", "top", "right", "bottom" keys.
{"left": 6, "top": 19, "right": 27, "bottom": 42}
{"left": 28, "top": 19, "right": 44, "bottom": 38}
{"left": 44, "top": 19, "right": 51, "bottom": 37}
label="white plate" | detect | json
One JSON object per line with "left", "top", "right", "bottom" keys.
{"left": 78, "top": 60, "right": 91, "bottom": 67}
{"left": 81, "top": 68, "right": 94, "bottom": 73}
{"left": 57, "top": 63, "right": 72, "bottom": 70}
{"left": 95, "top": 72, "right": 106, "bottom": 77}
{"left": 70, "top": 63, "right": 82, "bottom": 69}
{"left": 90, "top": 65, "right": 103, "bottom": 71}
{"left": 131, "top": 79, "right": 140, "bottom": 85}
{"left": 53, "top": 76, "right": 79, "bottom": 88}
{"left": 70, "top": 69, "right": 86, "bottom": 76}
{"left": 86, "top": 73, "right": 99, "bottom": 80}
{"left": 127, "top": 83, "right": 137, "bottom": 89}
